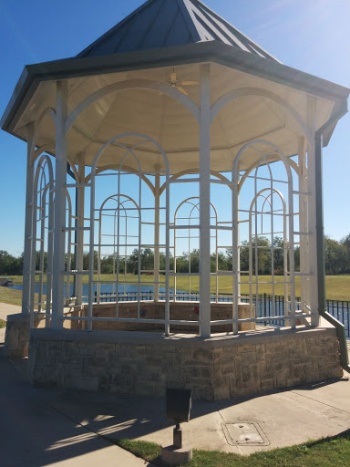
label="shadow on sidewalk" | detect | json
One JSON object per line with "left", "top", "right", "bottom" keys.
{"left": 0, "top": 344, "right": 142, "bottom": 466}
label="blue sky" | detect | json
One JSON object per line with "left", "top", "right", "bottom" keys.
{"left": 0, "top": 0, "right": 349, "bottom": 256}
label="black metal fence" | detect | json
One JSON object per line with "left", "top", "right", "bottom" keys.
{"left": 326, "top": 299, "right": 350, "bottom": 337}
{"left": 242, "top": 294, "right": 350, "bottom": 336}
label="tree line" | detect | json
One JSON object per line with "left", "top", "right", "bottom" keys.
{"left": 1, "top": 234, "right": 350, "bottom": 276}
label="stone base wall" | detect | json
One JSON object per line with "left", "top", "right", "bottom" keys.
{"left": 5, "top": 313, "right": 46, "bottom": 359}
{"left": 28, "top": 327, "right": 342, "bottom": 400}
{"left": 4, "top": 303, "right": 254, "bottom": 358}
{"left": 67, "top": 302, "right": 255, "bottom": 333}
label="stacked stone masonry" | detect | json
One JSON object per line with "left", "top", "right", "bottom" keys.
{"left": 67, "top": 302, "right": 255, "bottom": 332}
{"left": 28, "top": 327, "right": 342, "bottom": 400}
{"left": 5, "top": 313, "right": 46, "bottom": 359}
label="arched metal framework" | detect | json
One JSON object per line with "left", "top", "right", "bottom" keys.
{"left": 20, "top": 62, "right": 334, "bottom": 338}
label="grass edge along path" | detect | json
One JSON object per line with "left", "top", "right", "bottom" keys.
{"left": 0, "top": 286, "right": 22, "bottom": 307}
{"left": 115, "top": 431, "right": 350, "bottom": 467}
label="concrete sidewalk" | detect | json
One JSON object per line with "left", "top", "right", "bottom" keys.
{"left": 0, "top": 301, "right": 22, "bottom": 321}
{"left": 48, "top": 369, "right": 350, "bottom": 457}
{"left": 0, "top": 305, "right": 153, "bottom": 467}
{"left": 0, "top": 350, "right": 152, "bottom": 466}
{"left": 1, "top": 303, "right": 350, "bottom": 464}
{"left": 0, "top": 302, "right": 21, "bottom": 344}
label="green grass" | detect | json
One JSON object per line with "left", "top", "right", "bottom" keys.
{"left": 0, "top": 319, "right": 6, "bottom": 329}
{"left": 0, "top": 285, "right": 22, "bottom": 306}
{"left": 324, "top": 275, "right": 350, "bottom": 300}
{"left": 1, "top": 274, "right": 350, "bottom": 306}
{"left": 95, "top": 274, "right": 350, "bottom": 301}
{"left": 115, "top": 432, "right": 350, "bottom": 467}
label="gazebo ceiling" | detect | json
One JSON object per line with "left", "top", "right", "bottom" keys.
{"left": 1, "top": 1, "right": 349, "bottom": 175}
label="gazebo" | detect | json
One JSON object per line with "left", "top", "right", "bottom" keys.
{"left": 2, "top": 0, "right": 349, "bottom": 400}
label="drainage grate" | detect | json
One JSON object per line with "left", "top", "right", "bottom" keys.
{"left": 222, "top": 422, "right": 269, "bottom": 446}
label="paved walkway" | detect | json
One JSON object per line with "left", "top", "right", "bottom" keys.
{"left": 0, "top": 304, "right": 153, "bottom": 466}
{"left": 0, "top": 301, "right": 22, "bottom": 321}
{"left": 0, "top": 302, "right": 21, "bottom": 344}
{"left": 1, "top": 303, "right": 350, "bottom": 464}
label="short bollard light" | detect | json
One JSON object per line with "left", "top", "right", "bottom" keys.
{"left": 162, "top": 388, "right": 192, "bottom": 466}
{"left": 161, "top": 388, "right": 193, "bottom": 465}
{"left": 166, "top": 388, "right": 192, "bottom": 448}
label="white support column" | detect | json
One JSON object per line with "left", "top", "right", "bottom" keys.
{"left": 306, "top": 97, "right": 320, "bottom": 327}
{"left": 74, "top": 159, "right": 85, "bottom": 306}
{"left": 52, "top": 81, "right": 68, "bottom": 329}
{"left": 232, "top": 180, "right": 240, "bottom": 335}
{"left": 298, "top": 137, "right": 310, "bottom": 312}
{"left": 314, "top": 132, "right": 327, "bottom": 321}
{"left": 199, "top": 64, "right": 211, "bottom": 338}
{"left": 154, "top": 167, "right": 160, "bottom": 302}
{"left": 45, "top": 169, "right": 54, "bottom": 326}
{"left": 22, "top": 123, "right": 36, "bottom": 315}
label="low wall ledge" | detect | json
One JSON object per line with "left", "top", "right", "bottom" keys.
{"left": 29, "top": 325, "right": 337, "bottom": 346}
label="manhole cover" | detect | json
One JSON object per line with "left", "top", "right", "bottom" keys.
{"left": 222, "top": 422, "right": 269, "bottom": 446}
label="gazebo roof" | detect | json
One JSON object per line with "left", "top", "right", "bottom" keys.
{"left": 1, "top": 0, "right": 349, "bottom": 175}
{"left": 78, "top": 0, "right": 279, "bottom": 62}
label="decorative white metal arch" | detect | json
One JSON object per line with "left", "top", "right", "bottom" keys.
{"left": 19, "top": 62, "right": 327, "bottom": 339}
{"left": 232, "top": 138, "right": 312, "bottom": 331}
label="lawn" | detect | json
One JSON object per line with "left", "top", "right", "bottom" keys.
{"left": 1, "top": 274, "right": 350, "bottom": 306}
{"left": 0, "top": 284, "right": 22, "bottom": 306}
{"left": 94, "top": 274, "right": 350, "bottom": 301}
{"left": 115, "top": 433, "right": 350, "bottom": 467}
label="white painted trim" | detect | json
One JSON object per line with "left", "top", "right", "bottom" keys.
{"left": 51, "top": 81, "right": 68, "bottom": 329}
{"left": 211, "top": 87, "right": 312, "bottom": 145}
{"left": 154, "top": 169, "right": 160, "bottom": 302}
{"left": 65, "top": 79, "right": 200, "bottom": 133}
{"left": 199, "top": 63, "right": 212, "bottom": 338}
{"left": 298, "top": 137, "right": 310, "bottom": 314}
{"left": 22, "top": 123, "right": 36, "bottom": 316}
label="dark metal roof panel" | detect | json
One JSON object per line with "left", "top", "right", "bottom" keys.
{"left": 140, "top": 1, "right": 195, "bottom": 49}
{"left": 116, "top": 0, "right": 167, "bottom": 51}
{"left": 78, "top": 0, "right": 279, "bottom": 61}
{"left": 187, "top": 0, "right": 277, "bottom": 59}
{"left": 78, "top": 0, "right": 200, "bottom": 57}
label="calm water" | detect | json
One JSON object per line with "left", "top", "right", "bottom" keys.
{"left": 12, "top": 283, "right": 162, "bottom": 296}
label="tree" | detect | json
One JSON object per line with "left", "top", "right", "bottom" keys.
{"left": 324, "top": 236, "right": 348, "bottom": 275}
{"left": 127, "top": 248, "right": 154, "bottom": 274}
{"left": 176, "top": 253, "right": 189, "bottom": 273}
{"left": 175, "top": 250, "right": 200, "bottom": 273}
{"left": 100, "top": 254, "right": 115, "bottom": 274}
{"left": 83, "top": 251, "right": 98, "bottom": 271}
{"left": 340, "top": 234, "right": 350, "bottom": 273}
{"left": 239, "top": 236, "right": 271, "bottom": 274}
{"left": 272, "top": 236, "right": 284, "bottom": 274}
{"left": 141, "top": 248, "right": 154, "bottom": 271}
{"left": 188, "top": 249, "right": 200, "bottom": 273}
{"left": 0, "top": 250, "right": 23, "bottom": 275}
{"left": 210, "top": 251, "right": 228, "bottom": 272}
{"left": 159, "top": 251, "right": 174, "bottom": 272}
